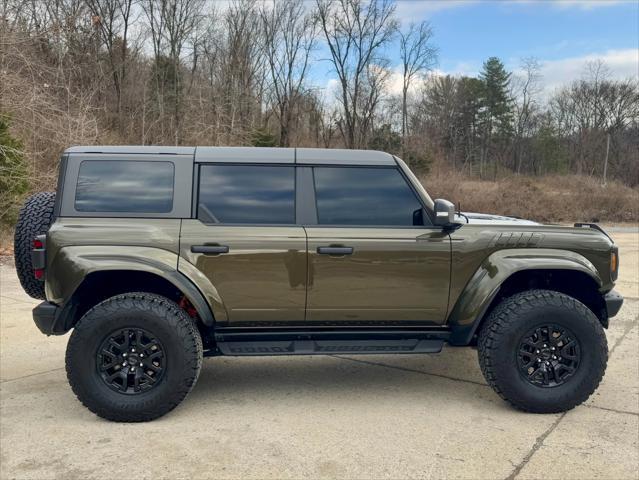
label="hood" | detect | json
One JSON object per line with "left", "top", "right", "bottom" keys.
{"left": 455, "top": 212, "right": 539, "bottom": 226}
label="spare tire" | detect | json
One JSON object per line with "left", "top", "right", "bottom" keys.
{"left": 14, "top": 192, "right": 56, "bottom": 300}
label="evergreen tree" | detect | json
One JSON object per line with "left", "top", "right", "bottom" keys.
{"left": 479, "top": 57, "right": 513, "bottom": 137}
{"left": 250, "top": 128, "right": 277, "bottom": 147}
{"left": 477, "top": 57, "right": 513, "bottom": 177}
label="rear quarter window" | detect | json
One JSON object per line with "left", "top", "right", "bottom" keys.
{"left": 74, "top": 160, "right": 175, "bottom": 213}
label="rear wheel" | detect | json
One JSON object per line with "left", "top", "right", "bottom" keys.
{"left": 66, "top": 293, "right": 203, "bottom": 422}
{"left": 478, "top": 289, "right": 607, "bottom": 413}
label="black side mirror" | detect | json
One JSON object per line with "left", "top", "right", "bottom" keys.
{"left": 433, "top": 199, "right": 456, "bottom": 227}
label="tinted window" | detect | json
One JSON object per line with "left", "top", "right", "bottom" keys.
{"left": 313, "top": 167, "right": 427, "bottom": 226}
{"left": 198, "top": 165, "right": 295, "bottom": 224}
{"left": 75, "top": 161, "right": 174, "bottom": 213}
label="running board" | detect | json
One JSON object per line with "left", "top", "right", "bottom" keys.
{"left": 212, "top": 329, "right": 447, "bottom": 356}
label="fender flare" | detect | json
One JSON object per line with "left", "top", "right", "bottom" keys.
{"left": 446, "top": 248, "right": 603, "bottom": 345}
{"left": 48, "top": 246, "right": 225, "bottom": 326}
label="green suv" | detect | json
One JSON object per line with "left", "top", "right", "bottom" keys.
{"left": 14, "top": 146, "right": 623, "bottom": 422}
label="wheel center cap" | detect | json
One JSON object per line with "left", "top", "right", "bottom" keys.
{"left": 539, "top": 349, "right": 552, "bottom": 361}
{"left": 127, "top": 354, "right": 139, "bottom": 365}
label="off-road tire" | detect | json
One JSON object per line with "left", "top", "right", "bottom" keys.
{"left": 66, "top": 293, "right": 203, "bottom": 422}
{"left": 478, "top": 289, "right": 607, "bottom": 413}
{"left": 13, "top": 191, "right": 56, "bottom": 300}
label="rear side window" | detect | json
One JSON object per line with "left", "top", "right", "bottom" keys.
{"left": 313, "top": 167, "right": 428, "bottom": 226}
{"left": 75, "top": 161, "right": 174, "bottom": 213}
{"left": 198, "top": 165, "right": 295, "bottom": 224}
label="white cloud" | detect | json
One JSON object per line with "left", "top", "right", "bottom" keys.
{"left": 503, "top": 0, "right": 630, "bottom": 10}
{"left": 546, "top": 0, "right": 629, "bottom": 10}
{"left": 532, "top": 49, "right": 639, "bottom": 94}
{"left": 394, "top": 0, "right": 477, "bottom": 22}
{"left": 323, "top": 49, "right": 636, "bottom": 105}
{"left": 430, "top": 49, "right": 637, "bottom": 98}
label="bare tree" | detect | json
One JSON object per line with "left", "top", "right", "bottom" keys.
{"left": 85, "top": 0, "right": 134, "bottom": 120}
{"left": 218, "top": 0, "right": 265, "bottom": 143}
{"left": 260, "top": 0, "right": 317, "bottom": 147}
{"left": 399, "top": 21, "right": 437, "bottom": 144}
{"left": 142, "top": 0, "right": 204, "bottom": 143}
{"left": 511, "top": 56, "right": 542, "bottom": 173}
{"left": 316, "top": 0, "right": 398, "bottom": 148}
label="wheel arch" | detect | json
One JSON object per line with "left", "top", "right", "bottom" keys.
{"left": 447, "top": 249, "right": 605, "bottom": 345}
{"left": 58, "top": 269, "right": 215, "bottom": 332}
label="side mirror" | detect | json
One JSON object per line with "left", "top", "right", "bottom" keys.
{"left": 433, "top": 199, "right": 456, "bottom": 227}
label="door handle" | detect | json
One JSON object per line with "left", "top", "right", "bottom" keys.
{"left": 191, "top": 245, "right": 230, "bottom": 255}
{"left": 317, "top": 246, "right": 354, "bottom": 256}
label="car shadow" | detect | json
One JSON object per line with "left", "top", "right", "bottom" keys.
{"left": 186, "top": 351, "right": 495, "bottom": 408}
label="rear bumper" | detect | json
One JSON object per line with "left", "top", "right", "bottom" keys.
{"left": 604, "top": 289, "right": 624, "bottom": 318}
{"left": 32, "top": 301, "right": 68, "bottom": 335}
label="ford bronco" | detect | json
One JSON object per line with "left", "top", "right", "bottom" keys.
{"left": 14, "top": 146, "right": 623, "bottom": 422}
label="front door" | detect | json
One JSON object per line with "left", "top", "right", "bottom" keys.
{"left": 180, "top": 163, "right": 306, "bottom": 325}
{"left": 305, "top": 166, "right": 451, "bottom": 324}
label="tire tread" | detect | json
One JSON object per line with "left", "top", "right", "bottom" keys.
{"left": 66, "top": 292, "right": 203, "bottom": 422}
{"left": 478, "top": 289, "right": 607, "bottom": 413}
{"left": 13, "top": 191, "right": 56, "bottom": 300}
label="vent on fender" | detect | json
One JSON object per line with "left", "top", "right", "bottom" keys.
{"left": 492, "top": 232, "right": 543, "bottom": 248}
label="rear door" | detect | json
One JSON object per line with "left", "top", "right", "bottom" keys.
{"left": 304, "top": 165, "right": 451, "bottom": 324}
{"left": 180, "top": 162, "right": 307, "bottom": 325}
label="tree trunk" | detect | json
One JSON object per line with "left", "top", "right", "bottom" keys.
{"left": 602, "top": 131, "right": 610, "bottom": 186}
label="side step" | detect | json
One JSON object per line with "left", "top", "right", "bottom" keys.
{"left": 212, "top": 329, "right": 447, "bottom": 356}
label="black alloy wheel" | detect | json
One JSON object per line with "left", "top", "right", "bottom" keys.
{"left": 517, "top": 323, "right": 580, "bottom": 388}
{"left": 97, "top": 328, "right": 166, "bottom": 394}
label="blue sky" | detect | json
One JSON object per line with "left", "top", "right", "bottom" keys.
{"left": 313, "top": 0, "right": 639, "bottom": 97}
{"left": 404, "top": 0, "right": 638, "bottom": 73}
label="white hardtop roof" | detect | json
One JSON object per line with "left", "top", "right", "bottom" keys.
{"left": 65, "top": 146, "right": 396, "bottom": 166}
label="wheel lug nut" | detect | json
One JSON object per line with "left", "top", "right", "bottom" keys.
{"left": 122, "top": 362, "right": 127, "bottom": 366}
{"left": 131, "top": 348, "right": 136, "bottom": 353}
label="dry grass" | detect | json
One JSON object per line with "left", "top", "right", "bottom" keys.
{"left": 421, "top": 171, "right": 639, "bottom": 224}
{"left": 0, "top": 227, "right": 13, "bottom": 255}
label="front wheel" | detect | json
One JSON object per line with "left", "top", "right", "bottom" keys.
{"left": 478, "top": 289, "right": 608, "bottom": 413}
{"left": 66, "top": 293, "right": 203, "bottom": 422}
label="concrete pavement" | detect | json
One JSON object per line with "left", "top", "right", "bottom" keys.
{"left": 1, "top": 232, "right": 637, "bottom": 479}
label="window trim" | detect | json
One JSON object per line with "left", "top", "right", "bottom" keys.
{"left": 307, "top": 164, "right": 436, "bottom": 229}
{"left": 196, "top": 163, "right": 298, "bottom": 226}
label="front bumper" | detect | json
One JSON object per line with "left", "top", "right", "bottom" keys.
{"left": 604, "top": 289, "right": 624, "bottom": 318}
{"left": 32, "top": 301, "right": 69, "bottom": 335}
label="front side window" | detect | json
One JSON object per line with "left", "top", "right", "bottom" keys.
{"left": 198, "top": 165, "right": 295, "bottom": 224}
{"left": 313, "top": 167, "right": 428, "bottom": 226}
{"left": 75, "top": 161, "right": 174, "bottom": 213}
